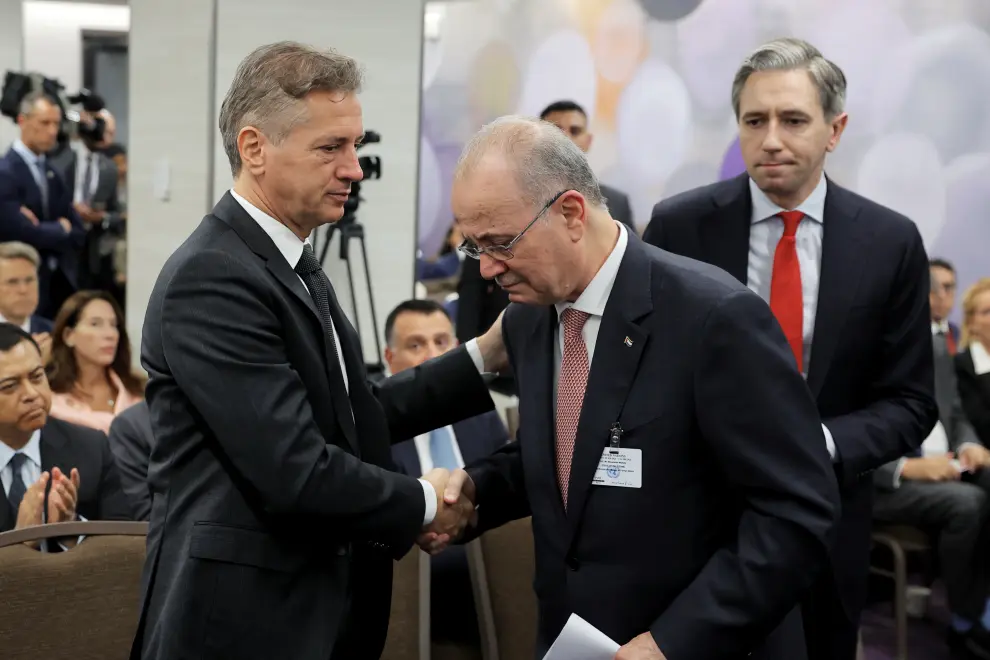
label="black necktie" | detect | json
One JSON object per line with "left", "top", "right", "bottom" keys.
{"left": 6, "top": 453, "right": 28, "bottom": 513}
{"left": 294, "top": 243, "right": 342, "bottom": 367}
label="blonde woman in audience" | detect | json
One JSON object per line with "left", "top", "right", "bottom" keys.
{"left": 47, "top": 290, "right": 144, "bottom": 434}
{"left": 957, "top": 278, "right": 990, "bottom": 446}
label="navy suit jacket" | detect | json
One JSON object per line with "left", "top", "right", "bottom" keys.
{"left": 30, "top": 315, "right": 53, "bottom": 334}
{"left": 643, "top": 174, "right": 937, "bottom": 620}
{"left": 0, "top": 149, "right": 85, "bottom": 288}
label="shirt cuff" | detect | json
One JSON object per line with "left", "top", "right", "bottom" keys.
{"left": 464, "top": 338, "right": 485, "bottom": 374}
{"left": 419, "top": 479, "right": 437, "bottom": 526}
{"left": 823, "top": 424, "right": 838, "bottom": 462}
{"left": 892, "top": 457, "right": 908, "bottom": 489}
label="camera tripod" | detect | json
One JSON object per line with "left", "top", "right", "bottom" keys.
{"left": 317, "top": 213, "right": 385, "bottom": 377}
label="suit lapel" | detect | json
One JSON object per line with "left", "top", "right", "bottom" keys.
{"left": 806, "top": 184, "right": 869, "bottom": 397}
{"left": 40, "top": 421, "right": 71, "bottom": 474}
{"left": 212, "top": 193, "right": 359, "bottom": 455}
{"left": 565, "top": 238, "right": 653, "bottom": 543}
{"left": 8, "top": 152, "right": 44, "bottom": 215}
{"left": 702, "top": 174, "right": 752, "bottom": 283}
{"left": 523, "top": 306, "right": 564, "bottom": 523}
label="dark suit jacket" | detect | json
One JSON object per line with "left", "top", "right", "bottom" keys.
{"left": 0, "top": 149, "right": 85, "bottom": 292}
{"left": 457, "top": 256, "right": 515, "bottom": 395}
{"left": 50, "top": 146, "right": 124, "bottom": 289}
{"left": 876, "top": 334, "right": 981, "bottom": 490}
{"left": 643, "top": 174, "right": 937, "bottom": 619}
{"left": 132, "top": 193, "right": 496, "bottom": 660}
{"left": 956, "top": 347, "right": 990, "bottom": 446}
{"left": 107, "top": 400, "right": 153, "bottom": 520}
{"left": 0, "top": 417, "right": 132, "bottom": 533}
{"left": 601, "top": 183, "right": 634, "bottom": 230}
{"left": 464, "top": 234, "right": 840, "bottom": 659}
{"left": 29, "top": 315, "right": 52, "bottom": 334}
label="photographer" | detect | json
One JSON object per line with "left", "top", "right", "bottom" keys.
{"left": 49, "top": 104, "right": 125, "bottom": 304}
{"left": 0, "top": 91, "right": 85, "bottom": 319}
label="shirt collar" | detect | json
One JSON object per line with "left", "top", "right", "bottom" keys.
{"left": 932, "top": 320, "right": 951, "bottom": 335}
{"left": 0, "top": 313, "right": 31, "bottom": 333}
{"left": 0, "top": 429, "right": 42, "bottom": 471}
{"left": 749, "top": 173, "right": 827, "bottom": 225}
{"left": 12, "top": 140, "right": 44, "bottom": 169}
{"left": 554, "top": 222, "right": 629, "bottom": 320}
{"left": 229, "top": 189, "right": 310, "bottom": 269}
{"left": 972, "top": 341, "right": 990, "bottom": 376}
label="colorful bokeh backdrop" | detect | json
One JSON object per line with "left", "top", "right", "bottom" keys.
{"left": 417, "top": 0, "right": 990, "bottom": 320}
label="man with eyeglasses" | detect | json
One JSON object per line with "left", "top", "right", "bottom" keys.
{"left": 423, "top": 115, "right": 840, "bottom": 660}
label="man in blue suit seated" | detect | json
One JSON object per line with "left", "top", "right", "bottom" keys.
{"left": 0, "top": 241, "right": 54, "bottom": 360}
{"left": 385, "top": 298, "right": 510, "bottom": 647}
{"left": 0, "top": 91, "right": 86, "bottom": 318}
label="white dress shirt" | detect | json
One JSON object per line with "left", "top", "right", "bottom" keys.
{"left": 0, "top": 430, "right": 42, "bottom": 501}
{"left": 11, "top": 140, "right": 48, "bottom": 196}
{"left": 72, "top": 142, "right": 100, "bottom": 204}
{"left": 229, "top": 190, "right": 487, "bottom": 525}
{"left": 0, "top": 313, "right": 31, "bottom": 333}
{"left": 413, "top": 426, "right": 466, "bottom": 475}
{"left": 553, "top": 222, "right": 629, "bottom": 399}
{"left": 747, "top": 176, "right": 836, "bottom": 461}
{"left": 972, "top": 341, "right": 990, "bottom": 377}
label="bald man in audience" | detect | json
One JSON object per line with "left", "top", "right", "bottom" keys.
{"left": 386, "top": 298, "right": 510, "bottom": 648}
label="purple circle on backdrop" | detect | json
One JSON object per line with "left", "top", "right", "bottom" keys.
{"left": 719, "top": 138, "right": 746, "bottom": 180}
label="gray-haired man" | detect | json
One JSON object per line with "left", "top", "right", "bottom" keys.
{"left": 645, "top": 37, "right": 937, "bottom": 660}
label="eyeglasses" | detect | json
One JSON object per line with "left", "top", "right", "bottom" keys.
{"left": 458, "top": 190, "right": 568, "bottom": 261}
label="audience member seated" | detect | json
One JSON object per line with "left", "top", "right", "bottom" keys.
{"left": 417, "top": 224, "right": 463, "bottom": 282}
{"left": 0, "top": 91, "right": 86, "bottom": 319}
{"left": 931, "top": 258, "right": 961, "bottom": 353}
{"left": 46, "top": 290, "right": 143, "bottom": 434}
{"left": 384, "top": 299, "right": 509, "bottom": 648}
{"left": 958, "top": 279, "right": 990, "bottom": 447}
{"left": 0, "top": 323, "right": 132, "bottom": 547}
{"left": 107, "top": 400, "right": 152, "bottom": 520}
{"left": 873, "top": 268, "right": 990, "bottom": 656}
{"left": 0, "top": 241, "right": 52, "bottom": 361}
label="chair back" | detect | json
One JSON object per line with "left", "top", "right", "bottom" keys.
{"left": 0, "top": 521, "right": 148, "bottom": 660}
{"left": 473, "top": 517, "right": 537, "bottom": 660}
{"left": 382, "top": 547, "right": 431, "bottom": 660}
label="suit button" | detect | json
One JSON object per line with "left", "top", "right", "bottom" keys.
{"left": 566, "top": 556, "right": 580, "bottom": 571}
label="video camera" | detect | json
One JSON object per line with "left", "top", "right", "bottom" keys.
{"left": 340, "top": 129, "right": 383, "bottom": 223}
{"left": 0, "top": 71, "right": 107, "bottom": 148}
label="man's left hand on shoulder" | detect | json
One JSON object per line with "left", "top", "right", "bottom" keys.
{"left": 614, "top": 632, "right": 665, "bottom": 660}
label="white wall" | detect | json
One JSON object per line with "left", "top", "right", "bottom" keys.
{"left": 127, "top": 0, "right": 426, "bottom": 365}
{"left": 126, "top": 0, "right": 215, "bottom": 359}
{"left": 0, "top": 0, "right": 23, "bottom": 150}
{"left": 22, "top": 1, "right": 129, "bottom": 94}
{"left": 209, "top": 0, "right": 426, "bottom": 363}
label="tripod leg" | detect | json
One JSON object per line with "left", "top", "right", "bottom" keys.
{"left": 358, "top": 234, "right": 383, "bottom": 366}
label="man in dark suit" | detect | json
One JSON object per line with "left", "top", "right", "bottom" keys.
{"left": 873, "top": 320, "right": 990, "bottom": 657}
{"left": 539, "top": 100, "right": 635, "bottom": 230}
{"left": 107, "top": 400, "right": 153, "bottom": 520}
{"left": 0, "top": 242, "right": 54, "bottom": 360}
{"left": 49, "top": 110, "right": 126, "bottom": 304}
{"left": 0, "top": 323, "right": 132, "bottom": 545}
{"left": 0, "top": 92, "right": 86, "bottom": 318}
{"left": 384, "top": 298, "right": 510, "bottom": 647}
{"left": 430, "top": 115, "right": 840, "bottom": 660}
{"left": 643, "top": 38, "right": 938, "bottom": 660}
{"left": 131, "top": 42, "right": 506, "bottom": 660}
{"left": 456, "top": 255, "right": 515, "bottom": 396}
{"left": 930, "top": 258, "right": 961, "bottom": 353}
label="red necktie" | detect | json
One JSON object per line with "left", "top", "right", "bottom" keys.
{"left": 556, "top": 308, "right": 590, "bottom": 508}
{"left": 770, "top": 211, "right": 804, "bottom": 371}
{"left": 945, "top": 329, "right": 957, "bottom": 355}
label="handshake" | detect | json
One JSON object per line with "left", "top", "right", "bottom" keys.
{"left": 418, "top": 468, "right": 476, "bottom": 555}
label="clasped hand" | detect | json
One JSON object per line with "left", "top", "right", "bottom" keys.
{"left": 418, "top": 468, "right": 476, "bottom": 554}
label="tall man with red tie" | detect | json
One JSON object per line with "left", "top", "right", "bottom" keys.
{"left": 644, "top": 38, "right": 937, "bottom": 660}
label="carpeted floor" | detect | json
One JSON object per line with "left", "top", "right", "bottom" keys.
{"left": 861, "top": 584, "right": 955, "bottom": 660}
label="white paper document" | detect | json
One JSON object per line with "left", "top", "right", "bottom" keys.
{"left": 543, "top": 613, "right": 620, "bottom": 660}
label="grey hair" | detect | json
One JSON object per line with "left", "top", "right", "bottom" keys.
{"left": 0, "top": 241, "right": 40, "bottom": 269}
{"left": 731, "top": 37, "right": 847, "bottom": 119}
{"left": 18, "top": 91, "right": 57, "bottom": 117}
{"left": 219, "top": 41, "right": 363, "bottom": 177}
{"left": 454, "top": 115, "right": 607, "bottom": 210}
